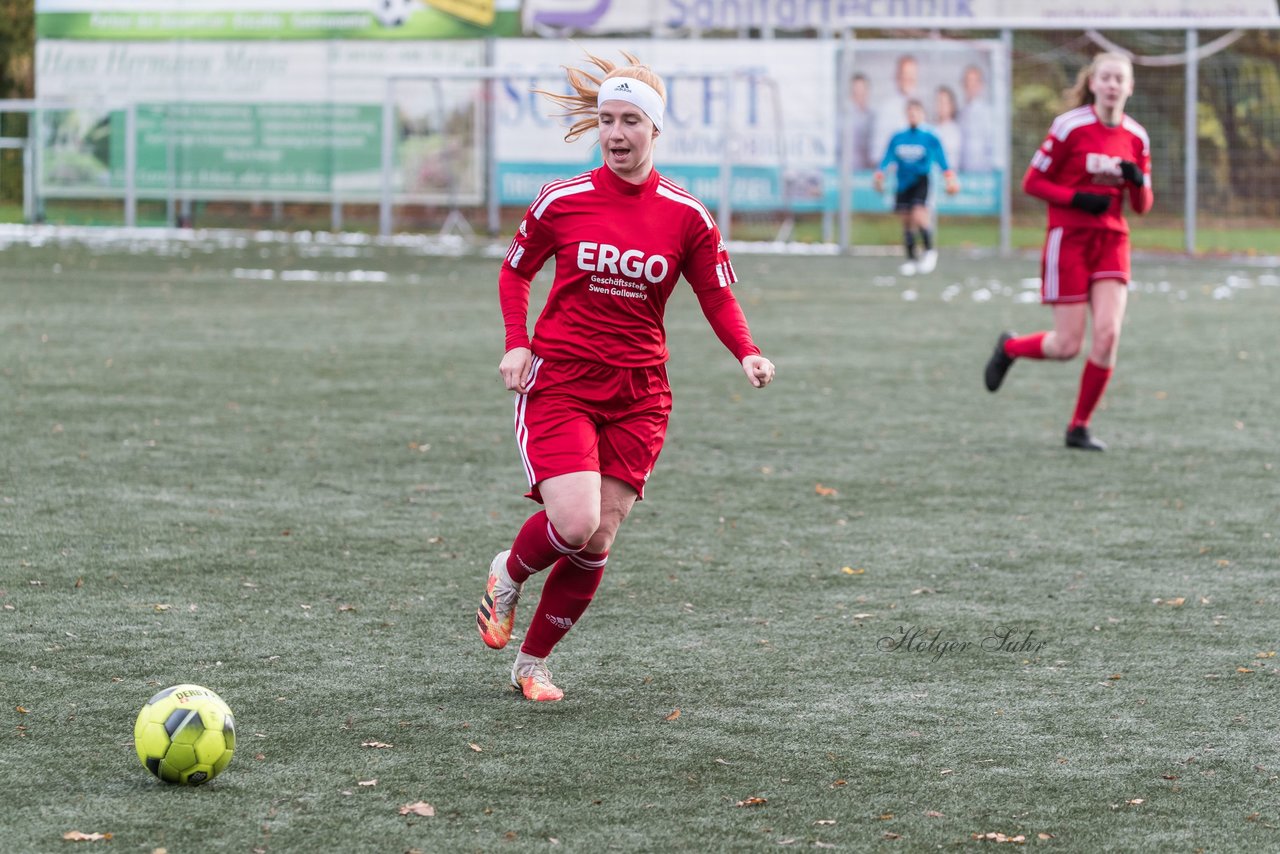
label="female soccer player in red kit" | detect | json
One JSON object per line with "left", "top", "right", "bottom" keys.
{"left": 984, "top": 52, "right": 1153, "bottom": 450}
{"left": 476, "top": 52, "right": 776, "bottom": 701}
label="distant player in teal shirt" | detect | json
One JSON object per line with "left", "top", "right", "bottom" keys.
{"left": 873, "top": 99, "right": 960, "bottom": 276}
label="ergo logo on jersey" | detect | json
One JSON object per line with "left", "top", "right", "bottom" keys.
{"left": 1086, "top": 153, "right": 1124, "bottom": 176}
{"left": 577, "top": 242, "right": 669, "bottom": 284}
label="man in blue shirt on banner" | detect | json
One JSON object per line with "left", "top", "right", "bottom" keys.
{"left": 873, "top": 99, "right": 960, "bottom": 276}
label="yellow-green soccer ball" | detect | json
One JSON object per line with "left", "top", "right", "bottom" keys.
{"left": 133, "top": 684, "right": 236, "bottom": 785}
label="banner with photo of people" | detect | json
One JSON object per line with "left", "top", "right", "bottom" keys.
{"left": 841, "top": 40, "right": 1006, "bottom": 215}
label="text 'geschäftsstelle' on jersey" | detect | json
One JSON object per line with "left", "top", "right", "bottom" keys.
{"left": 588, "top": 276, "right": 649, "bottom": 300}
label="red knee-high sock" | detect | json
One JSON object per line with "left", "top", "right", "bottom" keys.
{"left": 520, "top": 551, "right": 608, "bottom": 658}
{"left": 506, "top": 510, "right": 585, "bottom": 584}
{"left": 1004, "top": 331, "right": 1048, "bottom": 360}
{"left": 1070, "top": 360, "right": 1113, "bottom": 429}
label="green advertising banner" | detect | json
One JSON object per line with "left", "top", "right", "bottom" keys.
{"left": 106, "top": 103, "right": 382, "bottom": 194}
{"left": 35, "top": 1, "right": 520, "bottom": 40}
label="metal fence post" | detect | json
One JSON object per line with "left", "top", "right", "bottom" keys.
{"left": 1000, "top": 28, "right": 1013, "bottom": 257}
{"left": 380, "top": 80, "right": 395, "bottom": 237}
{"left": 1184, "top": 29, "right": 1198, "bottom": 256}
{"left": 125, "top": 104, "right": 137, "bottom": 228}
{"left": 718, "top": 72, "right": 733, "bottom": 241}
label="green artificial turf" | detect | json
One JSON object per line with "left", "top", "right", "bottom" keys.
{"left": 1, "top": 236, "right": 1277, "bottom": 852}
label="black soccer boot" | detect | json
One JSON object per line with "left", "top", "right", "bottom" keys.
{"left": 1065, "top": 425, "right": 1107, "bottom": 451}
{"left": 984, "top": 331, "right": 1015, "bottom": 392}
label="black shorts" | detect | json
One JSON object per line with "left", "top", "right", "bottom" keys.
{"left": 894, "top": 176, "right": 930, "bottom": 212}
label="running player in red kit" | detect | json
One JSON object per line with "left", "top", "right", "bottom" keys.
{"left": 984, "top": 52, "right": 1152, "bottom": 450}
{"left": 476, "top": 52, "right": 776, "bottom": 701}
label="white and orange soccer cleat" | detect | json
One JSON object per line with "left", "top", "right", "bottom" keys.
{"left": 511, "top": 652, "right": 564, "bottom": 702}
{"left": 477, "top": 550, "right": 521, "bottom": 650}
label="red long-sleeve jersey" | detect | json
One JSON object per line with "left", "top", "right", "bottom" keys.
{"left": 499, "top": 165, "right": 760, "bottom": 368}
{"left": 1024, "top": 105, "right": 1154, "bottom": 233}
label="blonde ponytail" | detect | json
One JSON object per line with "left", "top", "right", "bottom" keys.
{"left": 534, "top": 51, "right": 667, "bottom": 143}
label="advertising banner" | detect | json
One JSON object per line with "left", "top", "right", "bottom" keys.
{"left": 35, "top": 0, "right": 522, "bottom": 40}
{"left": 844, "top": 40, "right": 1006, "bottom": 215}
{"left": 521, "top": 0, "right": 1277, "bottom": 34}
{"left": 35, "top": 39, "right": 487, "bottom": 200}
{"left": 493, "top": 39, "right": 839, "bottom": 212}
{"left": 493, "top": 39, "right": 1002, "bottom": 214}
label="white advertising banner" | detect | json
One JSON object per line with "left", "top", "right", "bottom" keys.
{"left": 34, "top": 39, "right": 486, "bottom": 200}
{"left": 493, "top": 39, "right": 838, "bottom": 210}
{"left": 521, "top": 0, "right": 1277, "bottom": 33}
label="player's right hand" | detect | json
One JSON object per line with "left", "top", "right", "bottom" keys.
{"left": 499, "top": 347, "right": 533, "bottom": 393}
{"left": 872, "top": 171, "right": 885, "bottom": 193}
{"left": 1070, "top": 192, "right": 1111, "bottom": 215}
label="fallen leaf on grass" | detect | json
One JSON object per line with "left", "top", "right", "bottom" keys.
{"left": 468, "top": 742, "right": 482, "bottom": 752}
{"left": 736, "top": 796, "right": 767, "bottom": 807}
{"left": 971, "top": 831, "right": 1026, "bottom": 843}
{"left": 924, "top": 810, "right": 945, "bottom": 818}
{"left": 879, "top": 813, "right": 895, "bottom": 821}
{"left": 1126, "top": 798, "right": 1145, "bottom": 806}
{"left": 398, "top": 801, "right": 435, "bottom": 817}
{"left": 841, "top": 567, "right": 865, "bottom": 575}
{"left": 361, "top": 741, "right": 393, "bottom": 749}
{"left": 830, "top": 779, "right": 847, "bottom": 787}
{"left": 883, "top": 832, "right": 902, "bottom": 840}
{"left": 357, "top": 779, "right": 377, "bottom": 787}
{"left": 15, "top": 706, "right": 27, "bottom": 714}
{"left": 664, "top": 709, "right": 681, "bottom": 721}
{"left": 62, "top": 831, "right": 112, "bottom": 842}
{"left": 814, "top": 484, "right": 838, "bottom": 497}
{"left": 1152, "top": 597, "right": 1186, "bottom": 607}
{"left": 814, "top": 819, "right": 835, "bottom": 825}
{"left": 1037, "top": 833, "right": 1054, "bottom": 840}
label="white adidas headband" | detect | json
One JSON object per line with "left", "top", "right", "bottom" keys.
{"left": 597, "top": 76, "right": 665, "bottom": 132}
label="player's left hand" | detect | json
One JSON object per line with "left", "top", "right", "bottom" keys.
{"left": 742, "top": 355, "right": 775, "bottom": 388}
{"left": 945, "top": 176, "right": 960, "bottom": 195}
{"left": 1118, "top": 160, "right": 1144, "bottom": 187}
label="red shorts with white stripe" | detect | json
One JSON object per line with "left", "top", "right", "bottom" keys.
{"left": 1040, "top": 226, "right": 1131, "bottom": 304}
{"left": 514, "top": 357, "right": 672, "bottom": 502}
